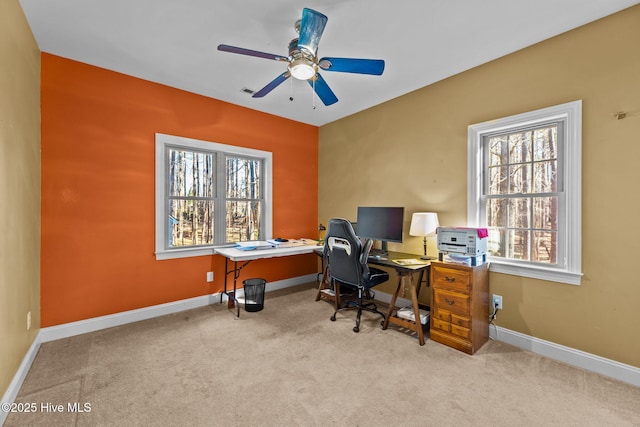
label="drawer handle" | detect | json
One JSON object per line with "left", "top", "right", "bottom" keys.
{"left": 444, "top": 297, "right": 455, "bottom": 306}
{"left": 445, "top": 276, "right": 456, "bottom": 282}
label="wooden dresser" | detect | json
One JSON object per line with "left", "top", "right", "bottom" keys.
{"left": 430, "top": 261, "right": 489, "bottom": 354}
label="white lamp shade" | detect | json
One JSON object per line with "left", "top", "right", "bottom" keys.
{"left": 409, "top": 212, "right": 439, "bottom": 237}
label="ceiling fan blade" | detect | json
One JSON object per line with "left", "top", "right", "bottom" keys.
{"left": 218, "top": 44, "right": 289, "bottom": 62}
{"left": 253, "top": 72, "right": 291, "bottom": 98}
{"left": 298, "top": 8, "right": 328, "bottom": 55}
{"left": 308, "top": 73, "right": 338, "bottom": 106}
{"left": 318, "top": 57, "right": 385, "bottom": 75}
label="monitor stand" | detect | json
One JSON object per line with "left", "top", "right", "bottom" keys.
{"left": 369, "top": 240, "right": 389, "bottom": 257}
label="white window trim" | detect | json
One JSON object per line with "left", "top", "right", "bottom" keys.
{"left": 155, "top": 133, "right": 273, "bottom": 260}
{"left": 467, "top": 100, "right": 582, "bottom": 285}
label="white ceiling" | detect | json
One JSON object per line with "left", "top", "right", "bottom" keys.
{"left": 19, "top": 0, "right": 639, "bottom": 126}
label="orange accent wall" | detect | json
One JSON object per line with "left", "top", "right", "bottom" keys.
{"left": 40, "top": 53, "right": 318, "bottom": 327}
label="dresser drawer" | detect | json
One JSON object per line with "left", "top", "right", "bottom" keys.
{"left": 451, "top": 313, "right": 470, "bottom": 328}
{"left": 432, "top": 266, "right": 471, "bottom": 292}
{"left": 432, "top": 317, "right": 450, "bottom": 333}
{"left": 433, "top": 289, "right": 470, "bottom": 315}
{"left": 433, "top": 308, "right": 451, "bottom": 322}
{"left": 451, "top": 324, "right": 471, "bottom": 340}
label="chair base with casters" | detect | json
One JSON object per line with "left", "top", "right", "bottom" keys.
{"left": 323, "top": 218, "right": 390, "bottom": 333}
{"left": 330, "top": 279, "right": 387, "bottom": 332}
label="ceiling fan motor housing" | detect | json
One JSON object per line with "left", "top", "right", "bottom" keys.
{"left": 288, "top": 38, "right": 318, "bottom": 80}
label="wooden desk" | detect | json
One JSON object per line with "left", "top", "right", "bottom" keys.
{"left": 314, "top": 247, "right": 342, "bottom": 306}
{"left": 215, "top": 242, "right": 320, "bottom": 317}
{"left": 372, "top": 252, "right": 431, "bottom": 346}
{"left": 316, "top": 249, "right": 431, "bottom": 345}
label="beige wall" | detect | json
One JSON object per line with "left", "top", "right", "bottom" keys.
{"left": 320, "top": 5, "right": 640, "bottom": 367}
{"left": 0, "top": 0, "right": 41, "bottom": 397}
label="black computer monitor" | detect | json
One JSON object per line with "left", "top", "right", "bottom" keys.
{"left": 356, "top": 206, "right": 404, "bottom": 255}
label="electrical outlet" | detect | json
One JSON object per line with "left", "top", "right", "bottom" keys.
{"left": 206, "top": 271, "right": 214, "bottom": 282}
{"left": 492, "top": 294, "right": 503, "bottom": 310}
{"left": 27, "top": 311, "right": 32, "bottom": 331}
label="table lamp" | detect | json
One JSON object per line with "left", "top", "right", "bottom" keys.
{"left": 318, "top": 223, "right": 326, "bottom": 245}
{"left": 409, "top": 212, "right": 439, "bottom": 260}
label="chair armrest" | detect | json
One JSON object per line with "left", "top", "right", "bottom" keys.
{"left": 360, "top": 239, "right": 373, "bottom": 264}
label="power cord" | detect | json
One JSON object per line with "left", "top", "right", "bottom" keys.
{"left": 488, "top": 301, "right": 501, "bottom": 341}
{"left": 489, "top": 300, "right": 500, "bottom": 324}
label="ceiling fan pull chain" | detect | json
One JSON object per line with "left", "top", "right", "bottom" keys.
{"left": 289, "top": 76, "right": 294, "bottom": 102}
{"left": 312, "top": 76, "right": 317, "bottom": 109}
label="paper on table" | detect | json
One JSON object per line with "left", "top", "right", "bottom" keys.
{"left": 392, "top": 258, "right": 428, "bottom": 266}
{"left": 266, "top": 238, "right": 319, "bottom": 247}
{"left": 397, "top": 307, "right": 430, "bottom": 325}
{"left": 235, "top": 241, "right": 276, "bottom": 251}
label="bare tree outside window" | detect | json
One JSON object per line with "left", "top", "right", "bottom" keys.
{"left": 225, "top": 156, "right": 262, "bottom": 242}
{"left": 485, "top": 125, "right": 559, "bottom": 265}
{"left": 168, "top": 148, "right": 215, "bottom": 248}
{"left": 167, "top": 151, "right": 264, "bottom": 248}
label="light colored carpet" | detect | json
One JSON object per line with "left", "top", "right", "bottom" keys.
{"left": 5, "top": 283, "right": 640, "bottom": 426}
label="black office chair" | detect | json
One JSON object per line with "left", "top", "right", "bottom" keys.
{"left": 324, "top": 218, "right": 389, "bottom": 332}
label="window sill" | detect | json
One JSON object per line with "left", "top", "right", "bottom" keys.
{"left": 489, "top": 259, "right": 582, "bottom": 285}
{"left": 155, "top": 247, "right": 216, "bottom": 260}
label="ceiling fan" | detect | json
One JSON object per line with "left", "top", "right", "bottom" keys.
{"left": 217, "top": 8, "right": 385, "bottom": 106}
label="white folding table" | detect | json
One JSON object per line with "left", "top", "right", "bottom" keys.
{"left": 215, "top": 242, "right": 320, "bottom": 317}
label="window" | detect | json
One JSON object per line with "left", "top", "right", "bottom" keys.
{"left": 468, "top": 101, "right": 582, "bottom": 285}
{"left": 155, "top": 133, "right": 272, "bottom": 260}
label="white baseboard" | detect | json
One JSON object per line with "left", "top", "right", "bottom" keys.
{"left": 376, "top": 289, "right": 640, "bottom": 388}
{"left": 0, "top": 335, "right": 41, "bottom": 426}
{"left": 40, "top": 293, "right": 220, "bottom": 343}
{"left": 490, "top": 326, "right": 640, "bottom": 387}
{"left": 40, "top": 273, "right": 316, "bottom": 343}
{"left": 375, "top": 289, "right": 413, "bottom": 309}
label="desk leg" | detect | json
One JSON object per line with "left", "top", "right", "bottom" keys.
{"left": 407, "top": 273, "right": 425, "bottom": 346}
{"left": 382, "top": 277, "right": 403, "bottom": 330}
{"left": 315, "top": 264, "right": 342, "bottom": 308}
{"left": 382, "top": 271, "right": 425, "bottom": 346}
{"left": 415, "top": 269, "right": 425, "bottom": 299}
{"left": 221, "top": 257, "right": 242, "bottom": 318}
{"left": 231, "top": 260, "right": 240, "bottom": 318}
{"left": 315, "top": 263, "right": 329, "bottom": 301}
{"left": 221, "top": 257, "right": 228, "bottom": 305}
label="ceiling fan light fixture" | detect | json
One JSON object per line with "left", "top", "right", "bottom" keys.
{"left": 288, "top": 58, "right": 317, "bottom": 80}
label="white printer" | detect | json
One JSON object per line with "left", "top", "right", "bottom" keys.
{"left": 437, "top": 227, "right": 488, "bottom": 266}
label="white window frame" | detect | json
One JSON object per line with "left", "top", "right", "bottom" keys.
{"left": 468, "top": 100, "right": 582, "bottom": 285}
{"left": 155, "top": 133, "right": 273, "bottom": 260}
